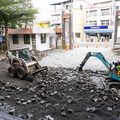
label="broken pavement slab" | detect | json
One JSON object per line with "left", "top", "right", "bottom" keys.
{"left": 90, "top": 76, "right": 106, "bottom": 89}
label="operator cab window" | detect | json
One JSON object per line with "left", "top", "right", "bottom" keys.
{"left": 12, "top": 50, "right": 19, "bottom": 58}
{"left": 20, "top": 49, "right": 32, "bottom": 62}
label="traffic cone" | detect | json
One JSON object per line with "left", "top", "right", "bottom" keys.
{"left": 106, "top": 45, "right": 107, "bottom": 48}
{"left": 86, "top": 45, "right": 88, "bottom": 48}
{"left": 96, "top": 45, "right": 98, "bottom": 48}
{"left": 74, "top": 45, "right": 76, "bottom": 48}
{"left": 77, "top": 45, "right": 79, "bottom": 48}
{"left": 65, "top": 46, "right": 67, "bottom": 50}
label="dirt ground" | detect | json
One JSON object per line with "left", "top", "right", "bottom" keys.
{"left": 0, "top": 60, "right": 120, "bottom": 120}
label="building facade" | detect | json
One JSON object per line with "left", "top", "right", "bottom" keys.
{"left": 84, "top": 0, "right": 120, "bottom": 43}
{"left": 8, "top": 28, "right": 56, "bottom": 51}
{"left": 50, "top": 0, "right": 90, "bottom": 48}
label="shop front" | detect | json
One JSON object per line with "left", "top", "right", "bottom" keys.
{"left": 84, "top": 26, "right": 113, "bottom": 42}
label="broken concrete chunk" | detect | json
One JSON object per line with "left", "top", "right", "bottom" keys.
{"left": 107, "top": 107, "right": 113, "bottom": 111}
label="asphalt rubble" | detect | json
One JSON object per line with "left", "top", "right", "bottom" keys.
{"left": 30, "top": 50, "right": 48, "bottom": 61}
{"left": 0, "top": 66, "right": 120, "bottom": 120}
{"left": 0, "top": 50, "right": 120, "bottom": 120}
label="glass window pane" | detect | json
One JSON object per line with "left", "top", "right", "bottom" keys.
{"left": 101, "top": 20, "right": 109, "bottom": 26}
{"left": 89, "top": 21, "right": 97, "bottom": 26}
{"left": 24, "top": 34, "right": 30, "bottom": 44}
{"left": 13, "top": 35, "right": 19, "bottom": 44}
{"left": 75, "top": 33, "right": 80, "bottom": 38}
{"left": 101, "top": 9, "right": 110, "bottom": 16}
{"left": 41, "top": 34, "right": 46, "bottom": 43}
{"left": 89, "top": 10, "right": 97, "bottom": 17}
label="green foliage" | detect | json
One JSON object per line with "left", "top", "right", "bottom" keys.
{"left": 0, "top": 0, "right": 38, "bottom": 50}
{"left": 0, "top": 0, "right": 38, "bottom": 28}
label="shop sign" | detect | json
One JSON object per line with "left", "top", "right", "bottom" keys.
{"left": 54, "top": 28, "right": 61, "bottom": 33}
{"left": 0, "top": 37, "right": 3, "bottom": 42}
{"left": 84, "top": 26, "right": 108, "bottom": 29}
{"left": 63, "top": 14, "right": 69, "bottom": 19}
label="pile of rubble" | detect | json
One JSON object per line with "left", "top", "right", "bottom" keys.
{"left": 30, "top": 50, "right": 48, "bottom": 61}
{"left": 0, "top": 68, "right": 120, "bottom": 120}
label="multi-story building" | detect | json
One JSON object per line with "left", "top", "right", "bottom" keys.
{"left": 50, "top": 0, "right": 91, "bottom": 49}
{"left": 84, "top": 0, "right": 120, "bottom": 43}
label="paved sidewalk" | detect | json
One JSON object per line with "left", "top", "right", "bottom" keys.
{"left": 0, "top": 54, "right": 5, "bottom": 61}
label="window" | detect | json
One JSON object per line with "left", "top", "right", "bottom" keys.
{"left": 12, "top": 50, "right": 19, "bottom": 57}
{"left": 13, "top": 35, "right": 19, "bottom": 44}
{"left": 41, "top": 34, "right": 46, "bottom": 43}
{"left": 80, "top": 5, "right": 83, "bottom": 10}
{"left": 21, "top": 49, "right": 32, "bottom": 62}
{"left": 75, "top": 33, "right": 80, "bottom": 38}
{"left": 86, "top": 21, "right": 89, "bottom": 26}
{"left": 101, "top": 20, "right": 109, "bottom": 26}
{"left": 116, "top": 6, "right": 119, "bottom": 10}
{"left": 55, "top": 24, "right": 60, "bottom": 29}
{"left": 89, "top": 10, "right": 97, "bottom": 17}
{"left": 32, "top": 34, "right": 36, "bottom": 45}
{"left": 89, "top": 21, "right": 97, "bottom": 26}
{"left": 101, "top": 9, "right": 110, "bottom": 16}
{"left": 86, "top": 11, "right": 88, "bottom": 17}
{"left": 24, "top": 34, "right": 30, "bottom": 44}
{"left": 66, "top": 5, "right": 69, "bottom": 10}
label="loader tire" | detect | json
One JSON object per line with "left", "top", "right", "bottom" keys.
{"left": 16, "top": 67, "right": 27, "bottom": 80}
{"left": 8, "top": 66, "right": 16, "bottom": 78}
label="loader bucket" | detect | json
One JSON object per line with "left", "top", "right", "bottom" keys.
{"left": 31, "top": 66, "right": 48, "bottom": 75}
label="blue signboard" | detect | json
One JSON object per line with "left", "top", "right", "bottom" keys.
{"left": 84, "top": 26, "right": 108, "bottom": 29}
{"left": 0, "top": 37, "right": 3, "bottom": 42}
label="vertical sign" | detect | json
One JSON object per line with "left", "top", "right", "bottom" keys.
{"left": 0, "top": 37, "right": 3, "bottom": 42}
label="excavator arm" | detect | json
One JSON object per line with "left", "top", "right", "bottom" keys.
{"left": 79, "top": 52, "right": 111, "bottom": 71}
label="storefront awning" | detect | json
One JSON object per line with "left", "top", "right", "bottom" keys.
{"left": 84, "top": 30, "right": 113, "bottom": 33}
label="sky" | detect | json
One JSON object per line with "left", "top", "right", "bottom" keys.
{"left": 32, "top": 0, "right": 111, "bottom": 21}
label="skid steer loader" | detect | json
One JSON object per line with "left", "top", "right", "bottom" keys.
{"left": 6, "top": 47, "right": 47, "bottom": 80}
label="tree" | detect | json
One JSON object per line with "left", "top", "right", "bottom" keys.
{"left": 0, "top": 0, "right": 38, "bottom": 50}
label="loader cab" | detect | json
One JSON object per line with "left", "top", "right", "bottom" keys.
{"left": 20, "top": 49, "right": 32, "bottom": 62}
{"left": 11, "top": 48, "right": 32, "bottom": 62}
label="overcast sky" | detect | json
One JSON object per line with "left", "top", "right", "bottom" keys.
{"left": 32, "top": 0, "right": 111, "bottom": 21}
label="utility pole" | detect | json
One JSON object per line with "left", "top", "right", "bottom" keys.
{"left": 69, "top": 10, "right": 73, "bottom": 50}
{"left": 112, "top": 0, "right": 120, "bottom": 51}
{"left": 113, "top": 0, "right": 116, "bottom": 43}
{"left": 62, "top": 10, "right": 73, "bottom": 50}
{"left": 62, "top": 11, "right": 65, "bottom": 49}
